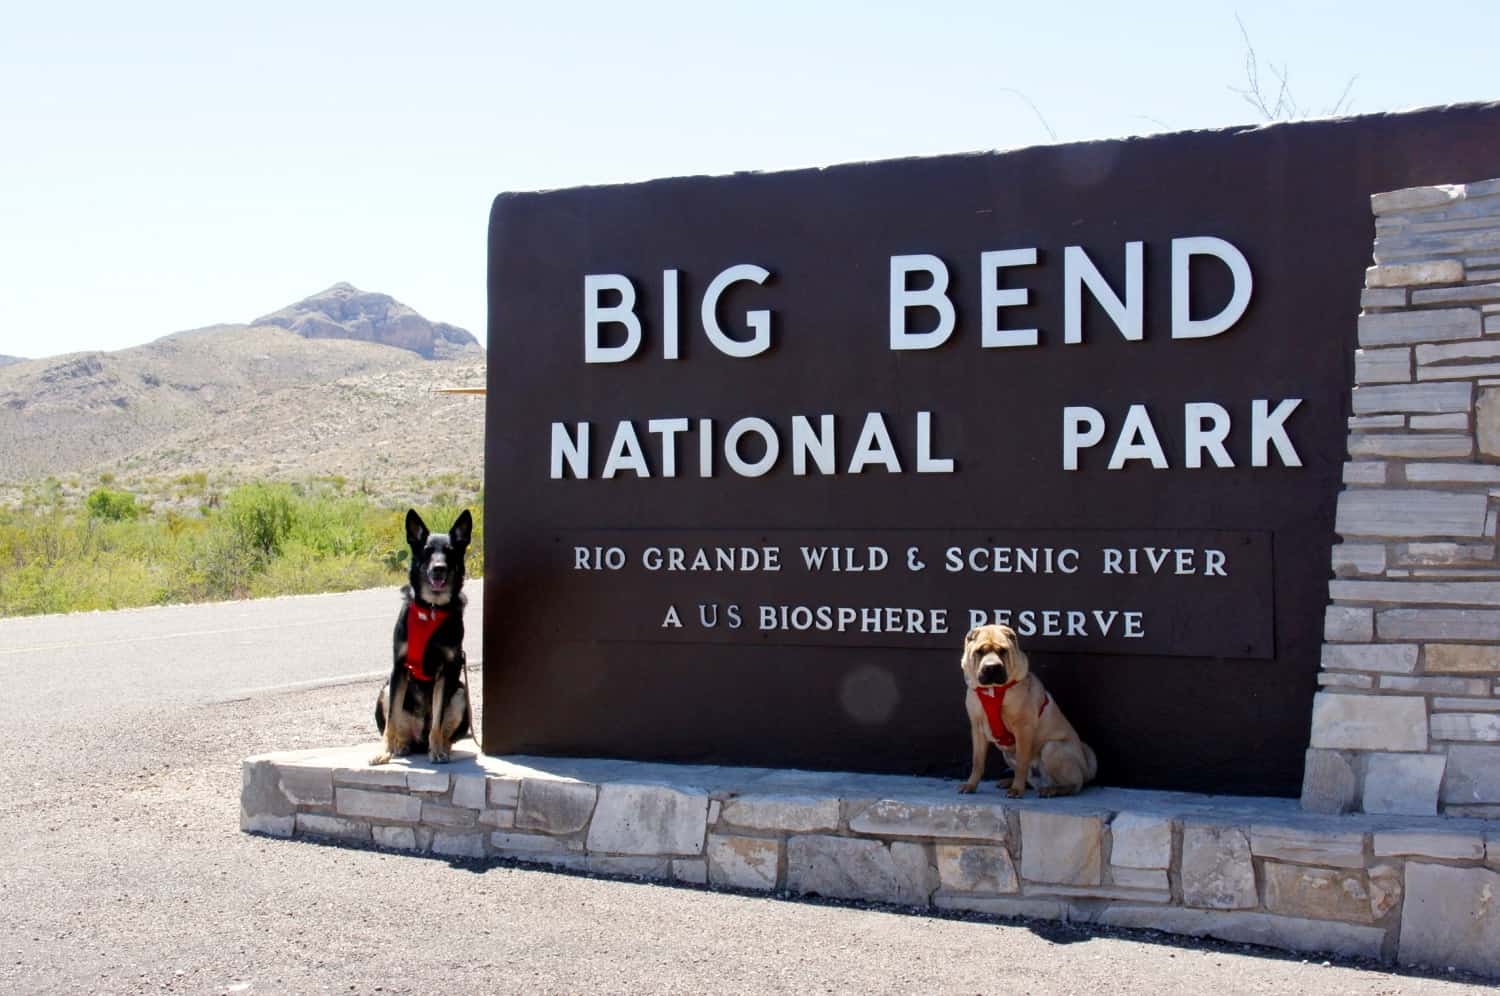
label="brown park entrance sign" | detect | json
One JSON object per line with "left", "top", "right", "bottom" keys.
{"left": 483, "top": 103, "right": 1500, "bottom": 795}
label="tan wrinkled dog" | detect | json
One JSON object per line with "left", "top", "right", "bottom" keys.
{"left": 959, "top": 624, "right": 1097, "bottom": 797}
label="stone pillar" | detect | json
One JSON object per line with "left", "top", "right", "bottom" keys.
{"left": 1306, "top": 177, "right": 1500, "bottom": 817}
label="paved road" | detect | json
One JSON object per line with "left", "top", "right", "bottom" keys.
{"left": 0, "top": 588, "right": 1490, "bottom": 994}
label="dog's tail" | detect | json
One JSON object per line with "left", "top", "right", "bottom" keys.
{"left": 374, "top": 683, "right": 387, "bottom": 734}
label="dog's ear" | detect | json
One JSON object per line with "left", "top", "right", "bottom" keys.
{"left": 449, "top": 509, "right": 473, "bottom": 549}
{"left": 1004, "top": 638, "right": 1030, "bottom": 684}
{"left": 964, "top": 626, "right": 981, "bottom": 645}
{"left": 405, "top": 509, "right": 430, "bottom": 549}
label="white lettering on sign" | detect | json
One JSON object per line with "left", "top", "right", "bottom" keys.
{"left": 1063, "top": 401, "right": 1303, "bottom": 471}
{"left": 584, "top": 264, "right": 774, "bottom": 363}
{"left": 548, "top": 411, "right": 955, "bottom": 479}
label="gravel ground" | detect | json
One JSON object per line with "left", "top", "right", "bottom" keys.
{"left": 0, "top": 655, "right": 1493, "bottom": 993}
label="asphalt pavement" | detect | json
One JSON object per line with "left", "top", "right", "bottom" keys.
{"left": 0, "top": 586, "right": 1490, "bottom": 994}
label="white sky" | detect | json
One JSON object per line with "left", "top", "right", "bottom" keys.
{"left": 2, "top": 1, "right": 1496, "bottom": 359}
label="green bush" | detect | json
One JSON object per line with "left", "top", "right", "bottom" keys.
{"left": 222, "top": 483, "right": 295, "bottom": 559}
{"left": 85, "top": 487, "right": 139, "bottom": 521}
{"left": 0, "top": 481, "right": 482, "bottom": 617}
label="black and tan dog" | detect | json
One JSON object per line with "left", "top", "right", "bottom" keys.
{"left": 959, "top": 624, "right": 1096, "bottom": 797}
{"left": 371, "top": 509, "right": 475, "bottom": 765}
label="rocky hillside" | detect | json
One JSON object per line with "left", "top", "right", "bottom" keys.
{"left": 0, "top": 355, "right": 23, "bottom": 367}
{"left": 252, "top": 283, "right": 479, "bottom": 359}
{"left": 0, "top": 287, "right": 485, "bottom": 487}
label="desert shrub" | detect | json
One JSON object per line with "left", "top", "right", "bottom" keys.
{"left": 85, "top": 487, "right": 140, "bottom": 521}
{"left": 222, "top": 483, "right": 295, "bottom": 559}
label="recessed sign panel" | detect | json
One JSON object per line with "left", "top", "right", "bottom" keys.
{"left": 484, "top": 103, "right": 1500, "bottom": 795}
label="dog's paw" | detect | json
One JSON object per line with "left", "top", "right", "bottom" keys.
{"left": 1005, "top": 786, "right": 1025, "bottom": 799}
{"left": 957, "top": 782, "right": 979, "bottom": 794}
{"left": 370, "top": 751, "right": 392, "bottom": 766}
{"left": 429, "top": 748, "right": 451, "bottom": 764}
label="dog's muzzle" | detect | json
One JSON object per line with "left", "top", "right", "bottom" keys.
{"left": 975, "top": 653, "right": 1007, "bottom": 687}
{"left": 428, "top": 563, "right": 448, "bottom": 590}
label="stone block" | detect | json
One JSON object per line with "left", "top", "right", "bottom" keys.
{"left": 1368, "top": 863, "right": 1403, "bottom": 920}
{"left": 296, "top": 814, "right": 369, "bottom": 841}
{"left": 333, "top": 767, "right": 408, "bottom": 789}
{"left": 1108, "top": 813, "right": 1172, "bottom": 869}
{"left": 489, "top": 832, "right": 584, "bottom": 858}
{"left": 1300, "top": 749, "right": 1359, "bottom": 815}
{"left": 933, "top": 894, "right": 1068, "bottom": 921}
{"left": 241, "top": 760, "right": 294, "bottom": 821}
{"left": 1433, "top": 697, "right": 1500, "bottom": 711}
{"left": 1362, "top": 753, "right": 1445, "bottom": 815}
{"left": 1378, "top": 609, "right": 1500, "bottom": 641}
{"left": 1346, "top": 433, "right": 1473, "bottom": 459}
{"left": 718, "top": 794, "right": 840, "bottom": 833}
{"left": 1354, "top": 347, "right": 1411, "bottom": 384}
{"left": 1418, "top": 337, "right": 1500, "bottom": 366}
{"left": 1399, "top": 863, "right": 1500, "bottom": 976}
{"left": 515, "top": 779, "right": 598, "bottom": 835}
{"left": 1366, "top": 261, "right": 1464, "bottom": 287}
{"left": 1249, "top": 825, "right": 1365, "bottom": 869}
{"left": 1418, "top": 361, "right": 1500, "bottom": 381}
{"left": 1361, "top": 287, "right": 1407, "bottom": 308}
{"left": 1395, "top": 540, "right": 1498, "bottom": 563}
{"left": 1323, "top": 606, "right": 1373, "bottom": 643}
{"left": 1413, "top": 282, "right": 1500, "bottom": 306}
{"left": 935, "top": 844, "right": 1018, "bottom": 894}
{"left": 1180, "top": 824, "right": 1257, "bottom": 910}
{"left": 1020, "top": 882, "right": 1171, "bottom": 903}
{"left": 1109, "top": 867, "right": 1170, "bottom": 890}
{"left": 1099, "top": 908, "right": 1384, "bottom": 960}
{"left": 1371, "top": 184, "right": 1464, "bottom": 215}
{"left": 1342, "top": 461, "right": 1388, "bottom": 485}
{"left": 848, "top": 799, "right": 1008, "bottom": 842}
{"left": 1319, "top": 643, "right": 1417, "bottom": 674}
{"left": 1425, "top": 644, "right": 1500, "bottom": 673}
{"left": 1319, "top": 673, "right": 1373, "bottom": 689}
{"left": 479, "top": 808, "right": 517, "bottom": 829}
{"left": 673, "top": 859, "right": 708, "bottom": 885}
{"left": 450, "top": 774, "right": 486, "bottom": 810}
{"left": 372, "top": 825, "right": 417, "bottom": 850}
{"left": 1262, "top": 862, "right": 1374, "bottom": 923}
{"left": 406, "top": 771, "right": 450, "bottom": 794}
{"left": 1351, "top": 382, "right": 1470, "bottom": 415}
{"left": 586, "top": 784, "right": 708, "bottom": 856}
{"left": 1335, "top": 489, "right": 1488, "bottom": 539}
{"left": 1358, "top": 308, "right": 1480, "bottom": 347}
{"left": 707, "top": 834, "right": 780, "bottom": 891}
{"left": 588, "top": 856, "right": 672, "bottom": 879}
{"left": 1348, "top": 414, "right": 1405, "bottom": 429}
{"left": 241, "top": 812, "right": 294, "bottom": 838}
{"left": 1308, "top": 693, "right": 1428, "bottom": 752}
{"left": 1441, "top": 745, "right": 1500, "bottom": 805}
{"left": 1479, "top": 387, "right": 1500, "bottom": 458}
{"left": 420, "top": 802, "right": 479, "bottom": 828}
{"left": 1430, "top": 712, "right": 1500, "bottom": 741}
{"left": 334, "top": 788, "right": 422, "bottom": 823}
{"left": 1489, "top": 833, "right": 1500, "bottom": 870}
{"left": 1332, "top": 544, "right": 1386, "bottom": 576}
{"left": 1380, "top": 675, "right": 1490, "bottom": 695}
{"left": 785, "top": 835, "right": 936, "bottom": 906}
{"left": 1373, "top": 830, "right": 1485, "bottom": 860}
{"left": 1331, "top": 580, "right": 1500, "bottom": 607}
{"left": 1019, "top": 811, "right": 1101, "bottom": 886}
{"left": 1408, "top": 413, "right": 1471, "bottom": 430}
{"left": 488, "top": 778, "right": 521, "bottom": 808}
{"left": 276, "top": 765, "right": 334, "bottom": 806}
{"left": 431, "top": 832, "right": 486, "bottom": 859}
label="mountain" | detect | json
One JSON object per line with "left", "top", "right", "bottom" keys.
{"left": 0, "top": 355, "right": 23, "bottom": 367}
{"left": 251, "top": 283, "right": 480, "bottom": 359}
{"left": 0, "top": 287, "right": 484, "bottom": 486}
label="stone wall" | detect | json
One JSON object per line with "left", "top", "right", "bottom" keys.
{"left": 243, "top": 747, "right": 1500, "bottom": 976}
{"left": 1307, "top": 177, "right": 1500, "bottom": 818}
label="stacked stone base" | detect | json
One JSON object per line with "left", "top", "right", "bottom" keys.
{"left": 242, "top": 746, "right": 1500, "bottom": 976}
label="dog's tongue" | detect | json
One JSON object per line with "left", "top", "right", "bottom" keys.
{"left": 430, "top": 575, "right": 447, "bottom": 590}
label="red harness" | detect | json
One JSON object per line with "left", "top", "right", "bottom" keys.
{"left": 404, "top": 603, "right": 449, "bottom": 682}
{"left": 975, "top": 681, "right": 1049, "bottom": 748}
